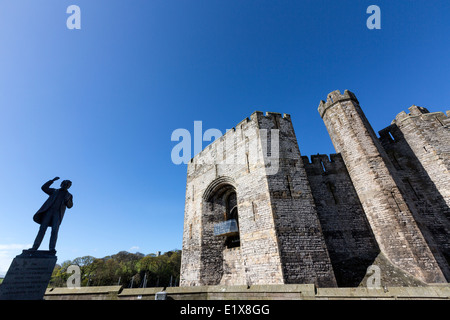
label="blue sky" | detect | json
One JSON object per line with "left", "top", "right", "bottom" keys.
{"left": 1, "top": 0, "right": 449, "bottom": 274}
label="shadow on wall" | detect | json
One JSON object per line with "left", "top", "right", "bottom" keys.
{"left": 379, "top": 124, "right": 450, "bottom": 280}
{"left": 303, "top": 145, "right": 450, "bottom": 287}
{"left": 303, "top": 153, "right": 381, "bottom": 287}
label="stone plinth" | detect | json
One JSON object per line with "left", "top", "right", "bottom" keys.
{"left": 0, "top": 250, "right": 57, "bottom": 300}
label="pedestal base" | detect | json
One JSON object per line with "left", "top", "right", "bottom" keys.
{"left": 0, "top": 250, "right": 57, "bottom": 300}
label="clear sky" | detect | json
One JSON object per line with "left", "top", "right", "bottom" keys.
{"left": 1, "top": 0, "right": 449, "bottom": 275}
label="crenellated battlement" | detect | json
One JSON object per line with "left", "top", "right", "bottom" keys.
{"left": 318, "top": 90, "right": 359, "bottom": 118}
{"left": 392, "top": 105, "right": 450, "bottom": 126}
{"left": 189, "top": 110, "right": 293, "bottom": 167}
{"left": 302, "top": 153, "right": 347, "bottom": 175}
{"left": 378, "top": 124, "right": 401, "bottom": 145}
{"left": 251, "top": 111, "right": 292, "bottom": 123}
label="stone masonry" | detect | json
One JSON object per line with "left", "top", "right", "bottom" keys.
{"left": 180, "top": 90, "right": 450, "bottom": 287}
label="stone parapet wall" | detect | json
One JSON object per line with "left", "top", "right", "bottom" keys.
{"left": 43, "top": 284, "right": 450, "bottom": 300}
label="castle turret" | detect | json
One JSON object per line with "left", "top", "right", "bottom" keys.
{"left": 391, "top": 106, "right": 450, "bottom": 208}
{"left": 318, "top": 90, "right": 448, "bottom": 284}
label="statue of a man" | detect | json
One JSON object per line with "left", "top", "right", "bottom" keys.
{"left": 30, "top": 177, "right": 73, "bottom": 252}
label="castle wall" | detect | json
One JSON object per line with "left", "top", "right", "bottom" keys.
{"left": 303, "top": 153, "right": 380, "bottom": 286}
{"left": 180, "top": 112, "right": 285, "bottom": 286}
{"left": 180, "top": 111, "right": 337, "bottom": 287}
{"left": 390, "top": 106, "right": 450, "bottom": 208}
{"left": 180, "top": 89, "right": 450, "bottom": 288}
{"left": 318, "top": 90, "right": 447, "bottom": 284}
{"left": 256, "top": 113, "right": 337, "bottom": 287}
{"left": 379, "top": 118, "right": 450, "bottom": 270}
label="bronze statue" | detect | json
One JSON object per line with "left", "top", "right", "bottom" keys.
{"left": 30, "top": 177, "right": 73, "bottom": 252}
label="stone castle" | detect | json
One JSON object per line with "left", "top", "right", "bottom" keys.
{"left": 180, "top": 90, "right": 450, "bottom": 288}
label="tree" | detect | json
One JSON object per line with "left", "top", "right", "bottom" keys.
{"left": 49, "top": 250, "right": 182, "bottom": 288}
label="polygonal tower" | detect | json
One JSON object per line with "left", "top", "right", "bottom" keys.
{"left": 180, "top": 111, "right": 337, "bottom": 287}
{"left": 318, "top": 90, "right": 449, "bottom": 284}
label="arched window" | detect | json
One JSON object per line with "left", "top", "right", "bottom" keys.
{"left": 201, "top": 177, "right": 242, "bottom": 285}
{"left": 226, "top": 192, "right": 237, "bottom": 221}
{"left": 224, "top": 191, "right": 240, "bottom": 248}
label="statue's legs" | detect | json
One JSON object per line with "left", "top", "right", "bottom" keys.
{"left": 49, "top": 216, "right": 60, "bottom": 251}
{"left": 31, "top": 211, "right": 60, "bottom": 251}
{"left": 32, "top": 220, "right": 49, "bottom": 250}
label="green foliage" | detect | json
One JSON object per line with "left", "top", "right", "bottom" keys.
{"left": 49, "top": 250, "right": 181, "bottom": 288}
